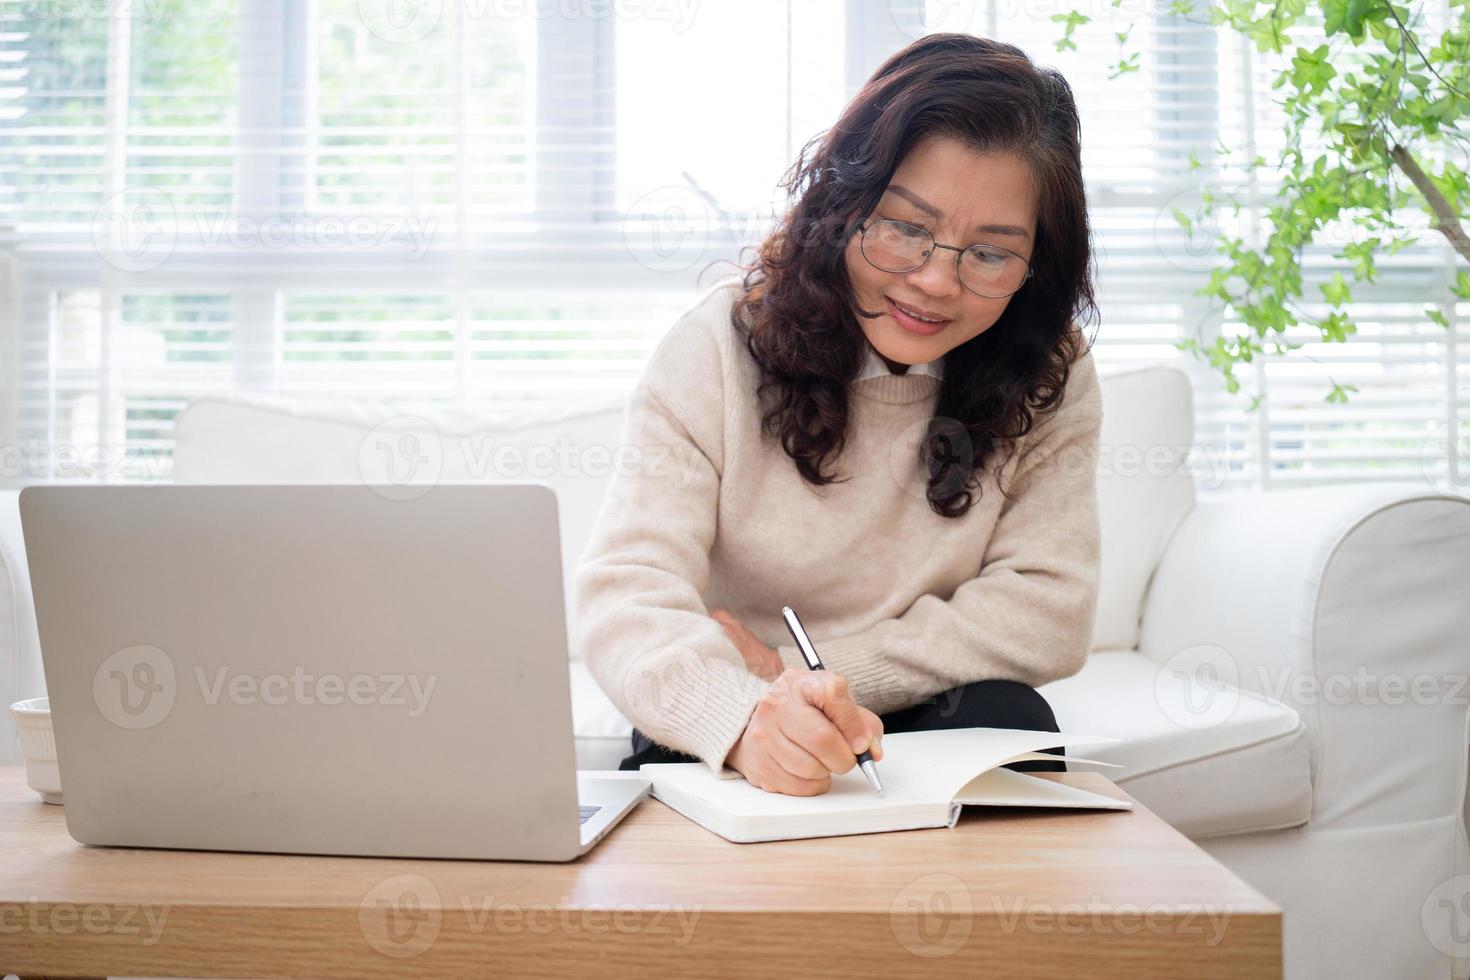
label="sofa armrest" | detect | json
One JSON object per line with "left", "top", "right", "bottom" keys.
{"left": 0, "top": 488, "right": 42, "bottom": 766}
{"left": 1138, "top": 481, "right": 1470, "bottom": 831}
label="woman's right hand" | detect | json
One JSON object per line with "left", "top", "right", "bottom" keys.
{"left": 725, "top": 668, "right": 884, "bottom": 795}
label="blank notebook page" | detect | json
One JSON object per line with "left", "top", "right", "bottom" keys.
{"left": 647, "top": 727, "right": 1119, "bottom": 819}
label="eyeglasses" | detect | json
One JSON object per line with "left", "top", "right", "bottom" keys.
{"left": 858, "top": 218, "right": 1035, "bottom": 299}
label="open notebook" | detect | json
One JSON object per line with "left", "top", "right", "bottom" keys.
{"left": 641, "top": 727, "right": 1131, "bottom": 843}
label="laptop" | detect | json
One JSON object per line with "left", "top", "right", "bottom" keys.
{"left": 19, "top": 483, "right": 650, "bottom": 861}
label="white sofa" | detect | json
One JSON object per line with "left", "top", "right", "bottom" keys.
{"left": 1, "top": 363, "right": 1467, "bottom": 980}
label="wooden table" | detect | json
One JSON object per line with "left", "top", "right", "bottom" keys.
{"left": 0, "top": 766, "right": 1280, "bottom": 979}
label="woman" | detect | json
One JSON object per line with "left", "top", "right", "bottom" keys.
{"left": 573, "top": 33, "right": 1102, "bottom": 796}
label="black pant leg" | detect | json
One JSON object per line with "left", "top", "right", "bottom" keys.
{"left": 880, "top": 679, "right": 1066, "bottom": 773}
{"left": 619, "top": 679, "right": 1066, "bottom": 773}
{"left": 618, "top": 727, "right": 702, "bottom": 770}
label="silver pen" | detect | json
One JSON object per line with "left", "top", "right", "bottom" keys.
{"left": 780, "top": 604, "right": 884, "bottom": 796}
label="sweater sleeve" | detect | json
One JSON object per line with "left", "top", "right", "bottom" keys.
{"left": 775, "top": 347, "right": 1105, "bottom": 716}
{"left": 572, "top": 330, "right": 768, "bottom": 773}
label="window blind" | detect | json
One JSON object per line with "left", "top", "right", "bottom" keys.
{"left": 0, "top": 0, "right": 1463, "bottom": 496}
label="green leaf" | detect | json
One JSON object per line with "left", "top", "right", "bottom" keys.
{"left": 1289, "top": 44, "right": 1336, "bottom": 95}
{"left": 1108, "top": 53, "right": 1141, "bottom": 79}
{"left": 1319, "top": 310, "right": 1357, "bottom": 342}
{"left": 1325, "top": 381, "right": 1359, "bottom": 404}
{"left": 1426, "top": 306, "right": 1450, "bottom": 328}
{"left": 1341, "top": 239, "right": 1380, "bottom": 282}
{"left": 1453, "top": 269, "right": 1470, "bottom": 301}
{"left": 1322, "top": 0, "right": 1348, "bottom": 35}
{"left": 1344, "top": 0, "right": 1371, "bottom": 38}
{"left": 1320, "top": 271, "right": 1352, "bottom": 305}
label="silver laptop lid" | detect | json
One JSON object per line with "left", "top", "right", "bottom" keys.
{"left": 20, "top": 483, "right": 584, "bottom": 860}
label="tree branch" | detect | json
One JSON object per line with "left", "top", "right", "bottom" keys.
{"left": 1389, "top": 143, "right": 1470, "bottom": 262}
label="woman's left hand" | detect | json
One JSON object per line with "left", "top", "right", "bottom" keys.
{"left": 711, "top": 608, "right": 784, "bottom": 681}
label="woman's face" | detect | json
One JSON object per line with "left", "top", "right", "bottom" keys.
{"left": 843, "top": 135, "right": 1039, "bottom": 372}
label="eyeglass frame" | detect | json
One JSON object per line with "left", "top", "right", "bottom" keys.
{"left": 857, "top": 218, "right": 1036, "bottom": 299}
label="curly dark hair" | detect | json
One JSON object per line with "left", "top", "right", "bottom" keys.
{"left": 714, "top": 33, "right": 1098, "bottom": 519}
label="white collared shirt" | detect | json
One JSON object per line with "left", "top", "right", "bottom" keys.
{"left": 856, "top": 342, "right": 945, "bottom": 382}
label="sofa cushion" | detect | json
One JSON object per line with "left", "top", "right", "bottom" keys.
{"left": 172, "top": 393, "right": 631, "bottom": 658}
{"left": 569, "top": 650, "right": 1313, "bottom": 839}
{"left": 171, "top": 364, "right": 1196, "bottom": 656}
{"left": 1041, "top": 649, "right": 1311, "bottom": 837}
{"left": 0, "top": 490, "right": 28, "bottom": 766}
{"left": 570, "top": 661, "right": 638, "bottom": 771}
{"left": 1091, "top": 366, "right": 1196, "bottom": 651}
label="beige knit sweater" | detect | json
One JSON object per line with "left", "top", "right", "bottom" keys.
{"left": 572, "top": 276, "right": 1103, "bottom": 773}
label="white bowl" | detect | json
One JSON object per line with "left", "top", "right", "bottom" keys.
{"left": 10, "top": 697, "right": 62, "bottom": 804}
